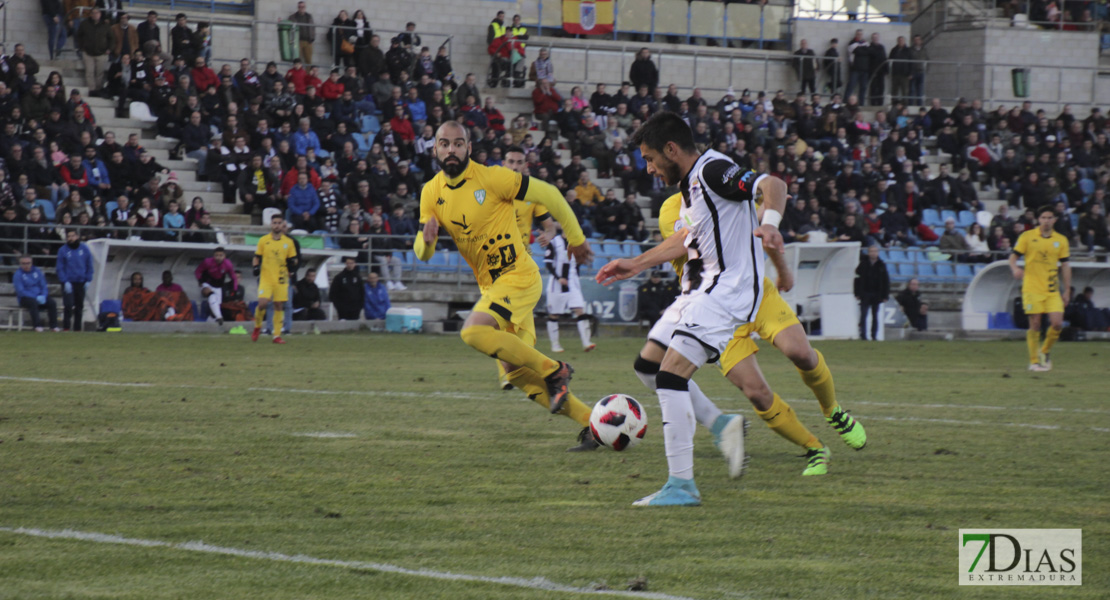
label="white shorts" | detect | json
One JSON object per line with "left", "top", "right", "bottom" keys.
{"left": 200, "top": 283, "right": 222, "bottom": 296}
{"left": 546, "top": 276, "right": 585, "bottom": 315}
{"left": 669, "top": 291, "right": 752, "bottom": 368}
{"left": 647, "top": 294, "right": 691, "bottom": 347}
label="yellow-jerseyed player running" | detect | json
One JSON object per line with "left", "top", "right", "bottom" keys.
{"left": 1009, "top": 204, "right": 1071, "bottom": 371}
{"left": 415, "top": 122, "right": 599, "bottom": 451}
{"left": 495, "top": 146, "right": 557, "bottom": 391}
{"left": 642, "top": 193, "right": 866, "bottom": 478}
{"left": 252, "top": 213, "right": 298, "bottom": 344}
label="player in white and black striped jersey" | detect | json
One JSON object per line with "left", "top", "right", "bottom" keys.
{"left": 598, "top": 112, "right": 792, "bottom": 507}
{"left": 543, "top": 230, "right": 595, "bottom": 353}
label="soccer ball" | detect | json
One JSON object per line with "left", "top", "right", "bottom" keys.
{"left": 589, "top": 394, "right": 648, "bottom": 451}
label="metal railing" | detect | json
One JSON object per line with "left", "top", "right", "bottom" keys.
{"left": 793, "top": 0, "right": 907, "bottom": 22}
{"left": 912, "top": 0, "right": 1104, "bottom": 44}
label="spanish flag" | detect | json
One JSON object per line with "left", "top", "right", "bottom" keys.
{"left": 563, "top": 0, "right": 614, "bottom": 35}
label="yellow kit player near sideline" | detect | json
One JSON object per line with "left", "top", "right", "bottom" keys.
{"left": 496, "top": 146, "right": 557, "bottom": 391}
{"left": 251, "top": 213, "right": 298, "bottom": 344}
{"left": 655, "top": 192, "right": 866, "bottom": 474}
{"left": 415, "top": 122, "right": 600, "bottom": 451}
{"left": 1009, "top": 204, "right": 1071, "bottom": 371}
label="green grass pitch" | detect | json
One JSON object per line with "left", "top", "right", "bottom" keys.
{"left": 0, "top": 333, "right": 1106, "bottom": 599}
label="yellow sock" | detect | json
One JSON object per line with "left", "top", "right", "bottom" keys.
{"left": 496, "top": 360, "right": 508, "bottom": 382}
{"left": 253, "top": 305, "right": 266, "bottom": 328}
{"left": 506, "top": 367, "right": 591, "bottom": 426}
{"left": 1026, "top": 330, "right": 1041, "bottom": 364}
{"left": 798, "top": 349, "right": 838, "bottom": 417}
{"left": 1041, "top": 327, "right": 1061, "bottom": 356}
{"left": 272, "top": 309, "right": 284, "bottom": 336}
{"left": 755, "top": 394, "right": 822, "bottom": 450}
{"left": 460, "top": 325, "right": 559, "bottom": 376}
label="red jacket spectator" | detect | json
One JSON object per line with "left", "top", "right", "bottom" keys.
{"left": 60, "top": 160, "right": 89, "bottom": 189}
{"left": 532, "top": 83, "right": 562, "bottom": 116}
{"left": 390, "top": 116, "right": 416, "bottom": 142}
{"left": 305, "top": 74, "right": 323, "bottom": 92}
{"left": 191, "top": 66, "right": 219, "bottom": 92}
{"left": 320, "top": 79, "right": 345, "bottom": 101}
{"left": 285, "top": 65, "right": 308, "bottom": 95}
{"left": 484, "top": 105, "right": 505, "bottom": 131}
{"left": 280, "top": 166, "right": 322, "bottom": 196}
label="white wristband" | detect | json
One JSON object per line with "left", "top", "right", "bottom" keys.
{"left": 761, "top": 208, "right": 783, "bottom": 229}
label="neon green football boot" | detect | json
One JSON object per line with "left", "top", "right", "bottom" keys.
{"left": 802, "top": 446, "right": 830, "bottom": 476}
{"left": 826, "top": 407, "right": 867, "bottom": 450}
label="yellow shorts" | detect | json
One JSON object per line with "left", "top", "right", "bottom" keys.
{"left": 473, "top": 273, "right": 541, "bottom": 346}
{"left": 258, "top": 279, "right": 289, "bottom": 303}
{"left": 1023, "top": 290, "right": 1064, "bottom": 315}
{"left": 718, "top": 284, "right": 801, "bottom": 375}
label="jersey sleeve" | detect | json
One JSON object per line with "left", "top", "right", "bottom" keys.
{"left": 488, "top": 166, "right": 524, "bottom": 204}
{"left": 418, "top": 179, "right": 437, "bottom": 224}
{"left": 658, "top": 194, "right": 682, "bottom": 241}
{"left": 532, "top": 203, "right": 550, "bottom": 219}
{"left": 1059, "top": 235, "right": 1070, "bottom": 261}
{"left": 700, "top": 159, "right": 763, "bottom": 203}
{"left": 1013, "top": 231, "right": 1027, "bottom": 256}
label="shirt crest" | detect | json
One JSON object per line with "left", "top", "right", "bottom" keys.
{"left": 474, "top": 189, "right": 486, "bottom": 205}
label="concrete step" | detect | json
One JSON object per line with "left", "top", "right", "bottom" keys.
{"left": 210, "top": 213, "right": 253, "bottom": 227}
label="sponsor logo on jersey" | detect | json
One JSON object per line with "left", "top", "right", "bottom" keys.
{"left": 474, "top": 189, "right": 486, "bottom": 205}
{"left": 722, "top": 164, "right": 740, "bottom": 184}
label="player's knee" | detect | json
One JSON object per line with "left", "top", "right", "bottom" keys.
{"left": 655, "top": 370, "right": 689, "bottom": 391}
{"left": 787, "top": 346, "right": 818, "bottom": 370}
{"left": 633, "top": 356, "right": 660, "bottom": 376}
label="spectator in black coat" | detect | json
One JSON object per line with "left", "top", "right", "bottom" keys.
{"left": 293, "top": 268, "right": 328, "bottom": 321}
{"left": 637, "top": 270, "right": 679, "bottom": 325}
{"left": 896, "top": 277, "right": 928, "bottom": 331}
{"left": 853, "top": 244, "right": 890, "bottom": 340}
{"left": 329, "top": 256, "right": 365, "bottom": 320}
{"left": 866, "top": 33, "right": 888, "bottom": 106}
{"left": 628, "top": 48, "right": 659, "bottom": 94}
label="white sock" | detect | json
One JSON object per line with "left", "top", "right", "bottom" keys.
{"left": 634, "top": 370, "right": 656, "bottom": 392}
{"left": 656, "top": 388, "right": 696, "bottom": 480}
{"left": 206, "top": 292, "right": 223, "bottom": 320}
{"left": 576, "top": 317, "right": 591, "bottom": 347}
{"left": 546, "top": 319, "right": 560, "bottom": 347}
{"left": 688, "top": 379, "right": 724, "bottom": 429}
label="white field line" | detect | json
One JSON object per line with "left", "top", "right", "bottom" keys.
{"left": 291, "top": 432, "right": 358, "bottom": 438}
{"left": 0, "top": 527, "right": 698, "bottom": 600}
{"left": 2, "top": 375, "right": 1108, "bottom": 433}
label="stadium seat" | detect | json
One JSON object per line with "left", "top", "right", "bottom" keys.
{"left": 957, "top": 211, "right": 976, "bottom": 228}
{"left": 922, "top": 209, "right": 942, "bottom": 227}
{"left": 35, "top": 199, "right": 55, "bottom": 221}
{"left": 916, "top": 262, "right": 936, "bottom": 281}
{"left": 106, "top": 201, "right": 119, "bottom": 216}
{"left": 877, "top": 249, "right": 890, "bottom": 262}
{"left": 354, "top": 133, "right": 371, "bottom": 156}
{"left": 888, "top": 249, "right": 908, "bottom": 263}
{"left": 100, "top": 299, "right": 126, "bottom": 322}
{"left": 1070, "top": 213, "right": 1079, "bottom": 229}
{"left": 192, "top": 301, "right": 206, "bottom": 322}
{"left": 129, "top": 102, "right": 158, "bottom": 122}
{"left": 1080, "top": 178, "right": 1096, "bottom": 197}
{"left": 322, "top": 234, "right": 340, "bottom": 250}
{"left": 905, "top": 246, "right": 923, "bottom": 262}
{"left": 888, "top": 262, "right": 907, "bottom": 282}
{"left": 897, "top": 262, "right": 916, "bottom": 280}
{"left": 601, "top": 241, "right": 622, "bottom": 256}
{"left": 591, "top": 254, "right": 609, "bottom": 272}
{"left": 955, "top": 264, "right": 974, "bottom": 279}
{"left": 934, "top": 262, "right": 955, "bottom": 280}
{"left": 530, "top": 242, "right": 543, "bottom": 256}
{"left": 973, "top": 264, "right": 987, "bottom": 275}
{"left": 940, "top": 210, "right": 958, "bottom": 225}
{"left": 404, "top": 250, "right": 417, "bottom": 264}
{"left": 360, "top": 115, "right": 381, "bottom": 135}
{"left": 262, "top": 207, "right": 281, "bottom": 224}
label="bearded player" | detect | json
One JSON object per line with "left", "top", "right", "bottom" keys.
{"left": 416, "top": 122, "right": 600, "bottom": 451}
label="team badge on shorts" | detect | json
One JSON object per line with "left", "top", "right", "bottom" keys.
{"left": 474, "top": 189, "right": 486, "bottom": 205}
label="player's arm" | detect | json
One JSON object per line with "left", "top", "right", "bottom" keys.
{"left": 767, "top": 245, "right": 794, "bottom": 292}
{"left": 1061, "top": 260, "right": 1072, "bottom": 304}
{"left": 596, "top": 226, "right": 689, "bottom": 286}
{"left": 414, "top": 183, "right": 438, "bottom": 261}
{"left": 701, "top": 160, "right": 785, "bottom": 253}
{"left": 1009, "top": 233, "right": 1026, "bottom": 280}
{"left": 536, "top": 213, "right": 556, "bottom": 247}
{"left": 754, "top": 175, "right": 788, "bottom": 254}
{"left": 252, "top": 239, "right": 264, "bottom": 276}
{"left": 515, "top": 174, "right": 592, "bottom": 262}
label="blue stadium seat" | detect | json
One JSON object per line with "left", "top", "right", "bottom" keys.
{"left": 877, "top": 249, "right": 890, "bottom": 262}
{"left": 934, "top": 262, "right": 955, "bottom": 280}
{"left": 106, "top": 201, "right": 119, "bottom": 217}
{"left": 922, "top": 208, "right": 942, "bottom": 227}
{"left": 973, "top": 264, "right": 987, "bottom": 275}
{"left": 888, "top": 262, "right": 907, "bottom": 282}
{"left": 530, "top": 242, "right": 543, "bottom": 257}
{"left": 35, "top": 199, "right": 55, "bottom": 221}
{"left": 957, "top": 211, "right": 976, "bottom": 228}
{"left": 955, "top": 264, "right": 974, "bottom": 279}
{"left": 591, "top": 255, "right": 609, "bottom": 272}
{"left": 905, "top": 246, "right": 923, "bottom": 262}
{"left": 1080, "top": 178, "right": 1096, "bottom": 197}
{"left": 1070, "top": 213, "right": 1079, "bottom": 229}
{"left": 360, "top": 115, "right": 380, "bottom": 135}
{"left": 323, "top": 234, "right": 340, "bottom": 250}
{"left": 354, "top": 133, "right": 371, "bottom": 156}
{"left": 192, "top": 301, "right": 206, "bottom": 322}
{"left": 897, "top": 262, "right": 916, "bottom": 279}
{"left": 916, "top": 262, "right": 936, "bottom": 281}
{"left": 888, "top": 249, "right": 908, "bottom": 263}
{"left": 404, "top": 250, "right": 418, "bottom": 264}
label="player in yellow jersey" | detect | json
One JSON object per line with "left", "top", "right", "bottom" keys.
{"left": 416, "top": 122, "right": 600, "bottom": 451}
{"left": 494, "top": 146, "right": 557, "bottom": 391}
{"left": 1010, "top": 205, "right": 1071, "bottom": 371}
{"left": 632, "top": 193, "right": 865, "bottom": 478}
{"left": 251, "top": 213, "right": 298, "bottom": 344}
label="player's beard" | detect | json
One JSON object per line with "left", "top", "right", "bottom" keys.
{"left": 657, "top": 155, "right": 683, "bottom": 186}
{"left": 437, "top": 153, "right": 470, "bottom": 178}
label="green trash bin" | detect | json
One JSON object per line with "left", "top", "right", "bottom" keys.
{"left": 1011, "top": 68, "right": 1029, "bottom": 98}
{"left": 278, "top": 20, "right": 300, "bottom": 61}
